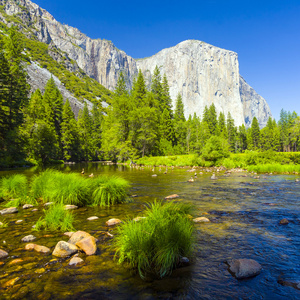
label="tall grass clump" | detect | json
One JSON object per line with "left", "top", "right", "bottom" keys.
{"left": 113, "top": 201, "right": 194, "bottom": 279}
{"left": 247, "top": 163, "right": 300, "bottom": 174}
{"left": 34, "top": 203, "right": 75, "bottom": 232}
{"left": 0, "top": 174, "right": 28, "bottom": 200}
{"left": 30, "top": 170, "right": 90, "bottom": 206}
{"left": 90, "top": 176, "right": 130, "bottom": 206}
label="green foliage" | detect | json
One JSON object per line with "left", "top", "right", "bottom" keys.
{"left": 247, "top": 163, "right": 300, "bottom": 174}
{"left": 201, "top": 136, "right": 230, "bottom": 164}
{"left": 91, "top": 176, "right": 130, "bottom": 206}
{"left": 136, "top": 154, "right": 198, "bottom": 167}
{"left": 34, "top": 203, "right": 75, "bottom": 232}
{"left": 0, "top": 174, "right": 28, "bottom": 200}
{"left": 113, "top": 201, "right": 194, "bottom": 279}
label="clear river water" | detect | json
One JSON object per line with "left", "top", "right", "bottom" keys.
{"left": 0, "top": 163, "right": 299, "bottom": 299}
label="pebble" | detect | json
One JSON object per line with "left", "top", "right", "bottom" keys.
{"left": 16, "top": 220, "right": 23, "bottom": 224}
{"left": 0, "top": 249, "right": 8, "bottom": 258}
{"left": 87, "top": 216, "right": 99, "bottom": 221}
{"left": 164, "top": 194, "right": 179, "bottom": 200}
{"left": 69, "top": 257, "right": 84, "bottom": 266}
{"left": 32, "top": 209, "right": 38, "bottom": 212}
{"left": 193, "top": 217, "right": 210, "bottom": 223}
{"left": 23, "top": 204, "right": 34, "bottom": 209}
{"left": 44, "top": 202, "right": 54, "bottom": 206}
{"left": 64, "top": 205, "right": 78, "bottom": 210}
{"left": 21, "top": 235, "right": 36, "bottom": 243}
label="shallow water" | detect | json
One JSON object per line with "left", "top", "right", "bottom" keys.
{"left": 0, "top": 163, "right": 299, "bottom": 299}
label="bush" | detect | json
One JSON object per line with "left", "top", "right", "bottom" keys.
{"left": 113, "top": 201, "right": 194, "bottom": 279}
{"left": 34, "top": 203, "right": 75, "bottom": 232}
{"left": 0, "top": 174, "right": 28, "bottom": 200}
{"left": 201, "top": 136, "right": 230, "bottom": 165}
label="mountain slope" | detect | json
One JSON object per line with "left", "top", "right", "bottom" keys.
{"left": 0, "top": 0, "right": 272, "bottom": 127}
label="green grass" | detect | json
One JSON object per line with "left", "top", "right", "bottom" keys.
{"left": 246, "top": 163, "right": 300, "bottom": 174}
{"left": 34, "top": 203, "right": 75, "bottom": 232}
{"left": 90, "top": 176, "right": 130, "bottom": 206}
{"left": 136, "top": 155, "right": 198, "bottom": 167}
{"left": 113, "top": 201, "right": 194, "bottom": 279}
{"left": 0, "top": 220, "right": 8, "bottom": 228}
{"left": 0, "top": 174, "right": 28, "bottom": 200}
{"left": 30, "top": 170, "right": 130, "bottom": 206}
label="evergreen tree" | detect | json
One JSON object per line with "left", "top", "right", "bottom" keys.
{"left": 227, "top": 112, "right": 237, "bottom": 152}
{"left": 115, "top": 71, "right": 127, "bottom": 96}
{"left": 91, "top": 103, "right": 102, "bottom": 159}
{"left": 251, "top": 117, "right": 260, "bottom": 150}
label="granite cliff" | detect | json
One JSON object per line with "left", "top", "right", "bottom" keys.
{"left": 0, "top": 0, "right": 272, "bottom": 127}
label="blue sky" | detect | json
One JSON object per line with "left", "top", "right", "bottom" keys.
{"left": 32, "top": 0, "right": 300, "bottom": 121}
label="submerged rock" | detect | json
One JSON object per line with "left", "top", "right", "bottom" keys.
{"left": 69, "top": 257, "right": 84, "bottom": 266}
{"left": 23, "top": 204, "right": 34, "bottom": 209}
{"left": 25, "top": 243, "right": 50, "bottom": 254}
{"left": 76, "top": 236, "right": 97, "bottom": 255}
{"left": 165, "top": 194, "right": 180, "bottom": 200}
{"left": 193, "top": 217, "right": 210, "bottom": 223}
{"left": 0, "top": 249, "right": 9, "bottom": 258}
{"left": 0, "top": 207, "right": 18, "bottom": 215}
{"left": 8, "top": 258, "right": 23, "bottom": 265}
{"left": 64, "top": 205, "right": 78, "bottom": 210}
{"left": 227, "top": 259, "right": 262, "bottom": 279}
{"left": 279, "top": 218, "right": 289, "bottom": 225}
{"left": 278, "top": 279, "right": 300, "bottom": 290}
{"left": 4, "top": 277, "right": 20, "bottom": 287}
{"left": 106, "top": 218, "right": 122, "bottom": 226}
{"left": 16, "top": 220, "right": 23, "bottom": 224}
{"left": 21, "top": 235, "right": 36, "bottom": 243}
{"left": 211, "top": 174, "right": 217, "bottom": 180}
{"left": 68, "top": 231, "right": 91, "bottom": 245}
{"left": 52, "top": 241, "right": 78, "bottom": 257}
{"left": 87, "top": 216, "right": 99, "bottom": 221}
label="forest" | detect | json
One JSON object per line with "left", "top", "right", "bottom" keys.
{"left": 1, "top": 27, "right": 300, "bottom": 168}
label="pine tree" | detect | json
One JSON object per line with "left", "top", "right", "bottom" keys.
{"left": 208, "top": 104, "right": 218, "bottom": 135}
{"left": 91, "top": 103, "right": 102, "bottom": 159}
{"left": 218, "top": 112, "right": 228, "bottom": 139}
{"left": 251, "top": 117, "right": 260, "bottom": 150}
{"left": 115, "top": 71, "right": 127, "bottom": 96}
{"left": 227, "top": 112, "right": 237, "bottom": 152}
{"left": 61, "top": 100, "right": 80, "bottom": 161}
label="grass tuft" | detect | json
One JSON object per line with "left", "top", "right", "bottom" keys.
{"left": 34, "top": 203, "right": 75, "bottom": 232}
{"left": 0, "top": 174, "right": 28, "bottom": 200}
{"left": 113, "top": 201, "right": 194, "bottom": 279}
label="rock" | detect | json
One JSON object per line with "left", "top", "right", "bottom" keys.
{"left": 179, "top": 257, "right": 190, "bottom": 264}
{"left": 227, "top": 259, "right": 262, "bottom": 279}
{"left": 4, "top": 277, "right": 20, "bottom": 287}
{"left": 35, "top": 268, "right": 46, "bottom": 274}
{"left": 23, "top": 204, "right": 34, "bottom": 209}
{"left": 75, "top": 236, "right": 97, "bottom": 255}
{"left": 0, "top": 249, "right": 9, "bottom": 258}
{"left": 152, "top": 174, "right": 157, "bottom": 177}
{"left": 68, "top": 231, "right": 91, "bottom": 245}
{"left": 69, "top": 257, "right": 84, "bottom": 266}
{"left": 106, "top": 218, "right": 122, "bottom": 226}
{"left": 32, "top": 209, "right": 38, "bottom": 212}
{"left": 64, "top": 205, "right": 78, "bottom": 210}
{"left": 64, "top": 232, "right": 75, "bottom": 238}
{"left": 0, "top": 207, "right": 18, "bottom": 215}
{"left": 164, "top": 194, "right": 179, "bottom": 200}
{"left": 133, "top": 217, "right": 146, "bottom": 222}
{"left": 193, "top": 217, "right": 210, "bottom": 223}
{"left": 25, "top": 244, "right": 50, "bottom": 254}
{"left": 211, "top": 174, "right": 217, "bottom": 180}
{"left": 8, "top": 258, "right": 23, "bottom": 265}
{"left": 21, "top": 235, "right": 36, "bottom": 243}
{"left": 52, "top": 241, "right": 78, "bottom": 257}
{"left": 44, "top": 202, "right": 54, "bottom": 206}
{"left": 87, "top": 216, "right": 99, "bottom": 221}
{"left": 279, "top": 218, "right": 289, "bottom": 225}
{"left": 16, "top": 220, "right": 23, "bottom": 224}
{"left": 278, "top": 279, "right": 300, "bottom": 290}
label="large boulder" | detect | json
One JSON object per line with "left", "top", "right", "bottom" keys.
{"left": 52, "top": 241, "right": 78, "bottom": 257}
{"left": 68, "top": 231, "right": 91, "bottom": 245}
{"left": 75, "top": 236, "right": 97, "bottom": 255}
{"left": 0, "top": 249, "right": 8, "bottom": 259}
{"left": 227, "top": 259, "right": 262, "bottom": 279}
{"left": 0, "top": 207, "right": 18, "bottom": 215}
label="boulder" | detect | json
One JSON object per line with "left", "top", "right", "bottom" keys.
{"left": 23, "top": 204, "right": 34, "bottom": 209}
{"left": 52, "top": 241, "right": 78, "bottom": 257}
{"left": 69, "top": 257, "right": 84, "bottom": 266}
{"left": 0, "top": 207, "right": 18, "bottom": 215}
{"left": 87, "top": 216, "right": 99, "bottom": 221}
{"left": 21, "top": 235, "right": 36, "bottom": 243}
{"left": 164, "top": 194, "right": 179, "bottom": 200}
{"left": 227, "top": 259, "right": 262, "bottom": 279}
{"left": 76, "top": 236, "right": 97, "bottom": 255}
{"left": 64, "top": 205, "right": 78, "bottom": 210}
{"left": 106, "top": 218, "right": 122, "bottom": 226}
{"left": 193, "top": 217, "right": 210, "bottom": 223}
{"left": 64, "top": 232, "right": 75, "bottom": 238}
{"left": 0, "top": 249, "right": 9, "bottom": 258}
{"left": 68, "top": 231, "right": 91, "bottom": 245}
{"left": 279, "top": 218, "right": 289, "bottom": 225}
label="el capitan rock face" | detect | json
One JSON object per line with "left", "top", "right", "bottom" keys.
{"left": 0, "top": 0, "right": 272, "bottom": 127}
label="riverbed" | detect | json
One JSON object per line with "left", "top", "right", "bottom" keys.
{"left": 0, "top": 163, "right": 299, "bottom": 299}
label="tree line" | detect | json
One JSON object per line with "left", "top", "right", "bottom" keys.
{"left": 1, "top": 28, "right": 300, "bottom": 166}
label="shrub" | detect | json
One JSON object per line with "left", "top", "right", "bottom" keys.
{"left": 113, "top": 201, "right": 194, "bottom": 279}
{"left": 90, "top": 176, "right": 130, "bottom": 207}
{"left": 34, "top": 203, "right": 75, "bottom": 232}
{"left": 0, "top": 174, "right": 28, "bottom": 200}
{"left": 201, "top": 136, "right": 230, "bottom": 165}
